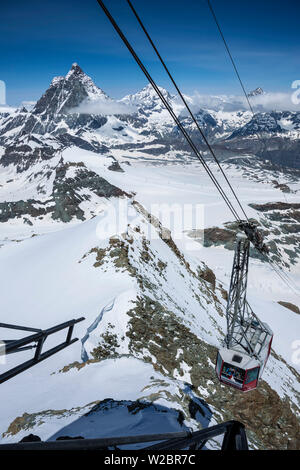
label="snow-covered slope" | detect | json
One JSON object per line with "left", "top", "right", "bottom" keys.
{"left": 0, "top": 152, "right": 299, "bottom": 449}
{"left": 0, "top": 64, "right": 299, "bottom": 450}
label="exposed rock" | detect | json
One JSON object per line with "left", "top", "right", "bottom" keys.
{"left": 125, "top": 295, "right": 300, "bottom": 449}
{"left": 278, "top": 301, "right": 300, "bottom": 314}
{"left": 108, "top": 160, "right": 124, "bottom": 172}
{"left": 91, "top": 323, "right": 120, "bottom": 360}
{"left": 250, "top": 202, "right": 300, "bottom": 212}
{"left": 271, "top": 180, "right": 291, "bottom": 193}
{"left": 0, "top": 162, "right": 130, "bottom": 224}
{"left": 197, "top": 266, "right": 216, "bottom": 291}
{"left": 203, "top": 227, "right": 235, "bottom": 249}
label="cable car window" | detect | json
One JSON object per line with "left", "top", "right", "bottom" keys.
{"left": 221, "top": 363, "right": 245, "bottom": 383}
{"left": 245, "top": 367, "right": 259, "bottom": 384}
{"left": 216, "top": 353, "right": 222, "bottom": 374}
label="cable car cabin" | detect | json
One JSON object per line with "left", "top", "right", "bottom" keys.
{"left": 216, "top": 322, "right": 273, "bottom": 392}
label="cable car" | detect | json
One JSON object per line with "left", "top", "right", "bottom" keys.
{"left": 216, "top": 322, "right": 273, "bottom": 392}
{"left": 216, "top": 234, "right": 273, "bottom": 392}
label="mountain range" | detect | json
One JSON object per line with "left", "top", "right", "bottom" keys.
{"left": 1, "top": 63, "right": 300, "bottom": 170}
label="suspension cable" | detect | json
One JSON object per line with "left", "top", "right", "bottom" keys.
{"left": 261, "top": 253, "right": 300, "bottom": 297}
{"left": 96, "top": 0, "right": 243, "bottom": 222}
{"left": 207, "top": 0, "right": 266, "bottom": 153}
{"left": 207, "top": 0, "right": 255, "bottom": 115}
{"left": 126, "top": 0, "right": 249, "bottom": 222}
{"left": 206, "top": 0, "right": 300, "bottom": 296}
{"left": 97, "top": 0, "right": 299, "bottom": 297}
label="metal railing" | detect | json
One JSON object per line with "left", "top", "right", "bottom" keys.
{"left": 0, "top": 420, "right": 248, "bottom": 450}
{"left": 0, "top": 317, "right": 85, "bottom": 384}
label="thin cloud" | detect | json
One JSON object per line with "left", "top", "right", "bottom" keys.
{"left": 70, "top": 98, "right": 137, "bottom": 115}
{"left": 177, "top": 91, "right": 300, "bottom": 113}
{"left": 248, "top": 92, "right": 300, "bottom": 112}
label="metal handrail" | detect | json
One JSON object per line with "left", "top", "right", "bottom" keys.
{"left": 0, "top": 317, "right": 85, "bottom": 384}
{"left": 0, "top": 420, "right": 248, "bottom": 450}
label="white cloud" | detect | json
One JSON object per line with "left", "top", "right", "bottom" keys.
{"left": 70, "top": 98, "right": 137, "bottom": 115}
{"left": 249, "top": 92, "right": 300, "bottom": 112}
{"left": 177, "top": 91, "right": 300, "bottom": 113}
{"left": 21, "top": 101, "right": 36, "bottom": 111}
{"left": 69, "top": 89, "right": 300, "bottom": 116}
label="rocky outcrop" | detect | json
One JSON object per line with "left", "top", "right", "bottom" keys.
{"left": 278, "top": 301, "right": 300, "bottom": 314}
{"left": 0, "top": 162, "right": 129, "bottom": 224}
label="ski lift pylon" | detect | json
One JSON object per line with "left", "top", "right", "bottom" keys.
{"left": 216, "top": 234, "right": 273, "bottom": 392}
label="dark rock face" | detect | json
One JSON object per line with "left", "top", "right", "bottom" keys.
{"left": 0, "top": 110, "right": 28, "bottom": 138}
{"left": 225, "top": 112, "right": 300, "bottom": 168}
{"left": 33, "top": 63, "right": 106, "bottom": 116}
{"left": 18, "top": 112, "right": 108, "bottom": 140}
{"left": 0, "top": 162, "right": 129, "bottom": 224}
{"left": 0, "top": 144, "right": 57, "bottom": 171}
{"left": 0, "top": 199, "right": 50, "bottom": 223}
{"left": 197, "top": 266, "right": 216, "bottom": 291}
{"left": 229, "top": 113, "right": 283, "bottom": 139}
{"left": 248, "top": 87, "right": 264, "bottom": 97}
{"left": 52, "top": 163, "right": 128, "bottom": 222}
{"left": 108, "top": 160, "right": 124, "bottom": 172}
{"left": 250, "top": 202, "right": 300, "bottom": 212}
{"left": 57, "top": 133, "right": 108, "bottom": 153}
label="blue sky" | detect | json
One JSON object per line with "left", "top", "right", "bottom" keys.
{"left": 1, "top": 0, "right": 300, "bottom": 106}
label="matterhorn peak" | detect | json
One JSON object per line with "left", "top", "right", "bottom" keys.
{"left": 32, "top": 63, "right": 108, "bottom": 116}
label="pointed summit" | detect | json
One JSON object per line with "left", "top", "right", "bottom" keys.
{"left": 248, "top": 87, "right": 265, "bottom": 98}
{"left": 33, "top": 64, "right": 108, "bottom": 116}
{"left": 122, "top": 83, "right": 173, "bottom": 112}
{"left": 66, "top": 62, "right": 85, "bottom": 79}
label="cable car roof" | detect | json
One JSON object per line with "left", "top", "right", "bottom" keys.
{"left": 219, "top": 348, "right": 260, "bottom": 370}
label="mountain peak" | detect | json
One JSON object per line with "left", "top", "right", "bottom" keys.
{"left": 33, "top": 64, "right": 108, "bottom": 116}
{"left": 248, "top": 87, "right": 265, "bottom": 97}
{"left": 66, "top": 62, "right": 85, "bottom": 80}
{"left": 121, "top": 83, "right": 173, "bottom": 112}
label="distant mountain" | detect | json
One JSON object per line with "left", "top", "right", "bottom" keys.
{"left": 248, "top": 87, "right": 265, "bottom": 97}
{"left": 33, "top": 63, "right": 110, "bottom": 116}
{"left": 0, "top": 64, "right": 299, "bottom": 176}
{"left": 121, "top": 83, "right": 174, "bottom": 113}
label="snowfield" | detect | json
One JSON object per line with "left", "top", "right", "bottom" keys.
{"left": 0, "top": 148, "right": 299, "bottom": 449}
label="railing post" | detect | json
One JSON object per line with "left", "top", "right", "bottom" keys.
{"left": 34, "top": 337, "right": 46, "bottom": 361}
{"left": 221, "top": 421, "right": 248, "bottom": 450}
{"left": 66, "top": 324, "right": 74, "bottom": 344}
